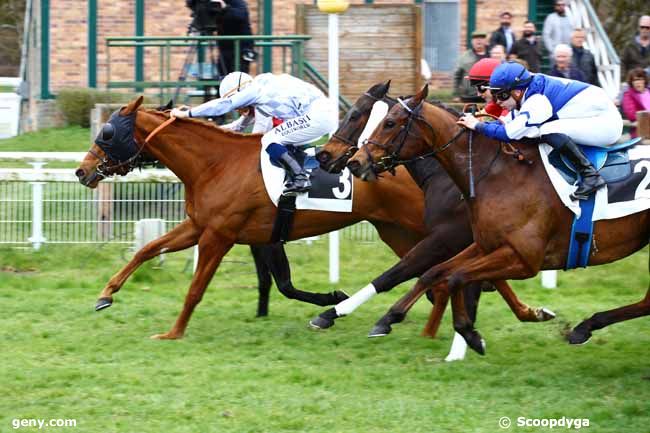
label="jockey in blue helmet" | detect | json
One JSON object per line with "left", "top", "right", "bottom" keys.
{"left": 457, "top": 61, "right": 622, "bottom": 200}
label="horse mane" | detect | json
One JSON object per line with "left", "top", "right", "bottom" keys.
{"left": 426, "top": 99, "right": 462, "bottom": 118}
{"left": 385, "top": 94, "right": 462, "bottom": 119}
{"left": 141, "top": 108, "right": 264, "bottom": 141}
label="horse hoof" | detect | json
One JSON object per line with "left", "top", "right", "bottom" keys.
{"left": 537, "top": 307, "right": 556, "bottom": 321}
{"left": 309, "top": 308, "right": 338, "bottom": 330}
{"left": 568, "top": 329, "right": 592, "bottom": 345}
{"left": 463, "top": 331, "right": 486, "bottom": 355}
{"left": 333, "top": 290, "right": 349, "bottom": 303}
{"left": 150, "top": 332, "right": 181, "bottom": 340}
{"left": 95, "top": 297, "right": 113, "bottom": 311}
{"left": 309, "top": 315, "right": 334, "bottom": 329}
{"left": 368, "top": 323, "right": 392, "bottom": 338}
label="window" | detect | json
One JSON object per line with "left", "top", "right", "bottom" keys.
{"left": 423, "top": 0, "right": 460, "bottom": 72}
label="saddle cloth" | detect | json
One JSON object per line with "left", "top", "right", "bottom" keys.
{"left": 260, "top": 146, "right": 354, "bottom": 212}
{"left": 539, "top": 141, "right": 650, "bottom": 221}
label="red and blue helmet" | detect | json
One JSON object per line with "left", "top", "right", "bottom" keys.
{"left": 489, "top": 61, "right": 532, "bottom": 91}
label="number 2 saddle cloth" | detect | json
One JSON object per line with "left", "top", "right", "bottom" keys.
{"left": 539, "top": 137, "right": 650, "bottom": 268}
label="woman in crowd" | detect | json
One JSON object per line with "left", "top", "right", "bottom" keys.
{"left": 621, "top": 68, "right": 650, "bottom": 138}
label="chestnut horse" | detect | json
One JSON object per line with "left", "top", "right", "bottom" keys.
{"left": 349, "top": 85, "right": 649, "bottom": 353}
{"left": 313, "top": 82, "right": 554, "bottom": 343}
{"left": 76, "top": 96, "right": 434, "bottom": 339}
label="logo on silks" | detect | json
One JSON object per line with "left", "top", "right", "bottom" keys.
{"left": 95, "top": 109, "right": 139, "bottom": 162}
{"left": 276, "top": 115, "right": 312, "bottom": 137}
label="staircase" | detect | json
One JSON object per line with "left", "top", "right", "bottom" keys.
{"left": 531, "top": 0, "right": 621, "bottom": 99}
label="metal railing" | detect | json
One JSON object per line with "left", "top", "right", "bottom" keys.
{"left": 105, "top": 35, "right": 311, "bottom": 104}
{"left": 0, "top": 154, "right": 379, "bottom": 249}
{"left": 0, "top": 166, "right": 184, "bottom": 248}
{"left": 567, "top": 0, "right": 621, "bottom": 99}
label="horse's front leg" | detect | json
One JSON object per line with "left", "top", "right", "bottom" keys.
{"left": 96, "top": 219, "right": 201, "bottom": 311}
{"left": 444, "top": 244, "right": 539, "bottom": 354}
{"left": 151, "top": 229, "right": 233, "bottom": 340}
{"left": 368, "top": 243, "right": 483, "bottom": 336}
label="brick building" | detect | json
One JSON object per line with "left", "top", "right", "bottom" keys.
{"left": 22, "top": 0, "right": 533, "bottom": 131}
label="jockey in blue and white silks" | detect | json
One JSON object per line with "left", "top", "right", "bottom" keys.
{"left": 457, "top": 61, "right": 623, "bottom": 200}
{"left": 171, "top": 72, "right": 337, "bottom": 195}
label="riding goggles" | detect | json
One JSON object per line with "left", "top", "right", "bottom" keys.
{"left": 469, "top": 80, "right": 490, "bottom": 94}
{"left": 493, "top": 89, "right": 513, "bottom": 102}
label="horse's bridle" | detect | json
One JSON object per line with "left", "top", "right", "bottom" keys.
{"left": 363, "top": 99, "right": 466, "bottom": 175}
{"left": 92, "top": 114, "right": 176, "bottom": 179}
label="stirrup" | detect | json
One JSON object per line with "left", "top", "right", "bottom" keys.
{"left": 282, "top": 178, "right": 311, "bottom": 196}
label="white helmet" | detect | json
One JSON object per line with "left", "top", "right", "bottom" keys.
{"left": 219, "top": 72, "right": 253, "bottom": 98}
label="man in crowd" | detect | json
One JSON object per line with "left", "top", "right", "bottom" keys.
{"left": 489, "top": 11, "right": 515, "bottom": 55}
{"left": 511, "top": 21, "right": 542, "bottom": 72}
{"left": 570, "top": 28, "right": 598, "bottom": 86}
{"left": 550, "top": 44, "right": 586, "bottom": 82}
{"left": 214, "top": 0, "right": 256, "bottom": 75}
{"left": 543, "top": 0, "right": 573, "bottom": 64}
{"left": 454, "top": 30, "right": 489, "bottom": 102}
{"left": 622, "top": 15, "right": 650, "bottom": 77}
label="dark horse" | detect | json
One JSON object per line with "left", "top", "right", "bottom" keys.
{"left": 314, "top": 81, "right": 554, "bottom": 343}
{"left": 349, "top": 85, "right": 649, "bottom": 352}
{"left": 76, "top": 96, "right": 438, "bottom": 339}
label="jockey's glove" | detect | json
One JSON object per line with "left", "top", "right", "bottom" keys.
{"left": 171, "top": 106, "right": 192, "bottom": 119}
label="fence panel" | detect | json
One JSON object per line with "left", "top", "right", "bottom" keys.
{"left": 0, "top": 179, "right": 185, "bottom": 245}
{"left": 0, "top": 170, "right": 378, "bottom": 246}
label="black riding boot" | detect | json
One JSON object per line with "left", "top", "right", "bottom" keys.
{"left": 543, "top": 134, "right": 605, "bottom": 200}
{"left": 278, "top": 152, "right": 311, "bottom": 196}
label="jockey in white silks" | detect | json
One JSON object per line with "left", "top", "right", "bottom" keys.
{"left": 171, "top": 71, "right": 337, "bottom": 195}
{"left": 457, "top": 61, "right": 623, "bottom": 200}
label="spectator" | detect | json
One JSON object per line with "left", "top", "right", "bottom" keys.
{"left": 215, "top": 0, "right": 255, "bottom": 76}
{"left": 543, "top": 0, "right": 573, "bottom": 62}
{"left": 549, "top": 44, "right": 586, "bottom": 82}
{"left": 489, "top": 11, "right": 515, "bottom": 55}
{"left": 454, "top": 30, "right": 489, "bottom": 102}
{"left": 490, "top": 44, "right": 507, "bottom": 61}
{"left": 570, "top": 28, "right": 598, "bottom": 85}
{"left": 621, "top": 68, "right": 650, "bottom": 138}
{"left": 621, "top": 15, "right": 650, "bottom": 77}
{"left": 510, "top": 21, "right": 543, "bottom": 72}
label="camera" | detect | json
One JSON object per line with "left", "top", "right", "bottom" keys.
{"left": 186, "top": 0, "right": 225, "bottom": 34}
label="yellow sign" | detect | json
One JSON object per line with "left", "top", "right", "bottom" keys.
{"left": 317, "top": 0, "right": 349, "bottom": 14}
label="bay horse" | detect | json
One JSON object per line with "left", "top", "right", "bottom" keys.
{"left": 314, "top": 82, "right": 554, "bottom": 343}
{"left": 76, "top": 96, "right": 433, "bottom": 339}
{"left": 349, "top": 85, "right": 649, "bottom": 353}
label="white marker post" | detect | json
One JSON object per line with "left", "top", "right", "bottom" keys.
{"left": 318, "top": 0, "right": 349, "bottom": 284}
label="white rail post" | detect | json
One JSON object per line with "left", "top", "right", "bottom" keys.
{"left": 27, "top": 161, "right": 47, "bottom": 249}
{"left": 319, "top": 1, "right": 349, "bottom": 284}
{"left": 328, "top": 10, "right": 340, "bottom": 283}
{"left": 541, "top": 270, "right": 557, "bottom": 289}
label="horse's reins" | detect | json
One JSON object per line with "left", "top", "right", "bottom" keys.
{"left": 365, "top": 100, "right": 525, "bottom": 197}
{"left": 363, "top": 99, "right": 467, "bottom": 176}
